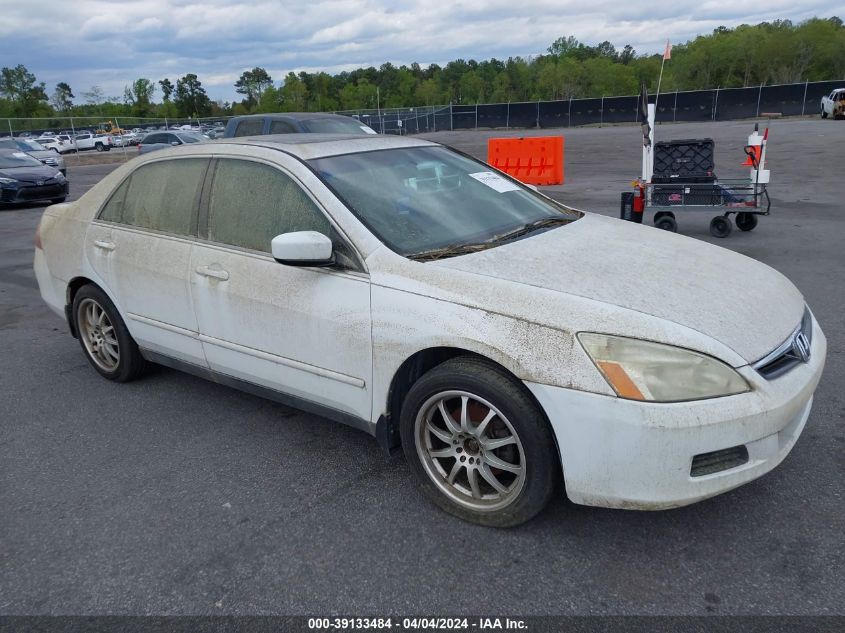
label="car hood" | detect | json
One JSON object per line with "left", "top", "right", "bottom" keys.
{"left": 0, "top": 165, "right": 60, "bottom": 182}
{"left": 26, "top": 149, "right": 58, "bottom": 160}
{"left": 431, "top": 213, "right": 804, "bottom": 363}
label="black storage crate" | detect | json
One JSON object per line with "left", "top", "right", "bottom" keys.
{"left": 653, "top": 138, "right": 715, "bottom": 181}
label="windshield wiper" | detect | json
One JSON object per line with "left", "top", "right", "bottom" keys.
{"left": 408, "top": 216, "right": 570, "bottom": 262}
{"left": 485, "top": 215, "right": 570, "bottom": 245}
{"left": 407, "top": 241, "right": 495, "bottom": 262}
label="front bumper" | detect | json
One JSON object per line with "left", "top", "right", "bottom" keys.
{"left": 526, "top": 316, "right": 827, "bottom": 510}
{"left": 0, "top": 181, "right": 68, "bottom": 203}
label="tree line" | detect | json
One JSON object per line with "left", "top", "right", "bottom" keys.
{"left": 1, "top": 17, "right": 842, "bottom": 123}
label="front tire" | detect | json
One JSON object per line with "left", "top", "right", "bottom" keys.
{"left": 73, "top": 285, "right": 146, "bottom": 382}
{"left": 710, "top": 215, "right": 733, "bottom": 238}
{"left": 821, "top": 109, "right": 828, "bottom": 119}
{"left": 400, "top": 356, "right": 559, "bottom": 527}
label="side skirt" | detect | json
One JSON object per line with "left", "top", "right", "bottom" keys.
{"left": 141, "top": 349, "right": 377, "bottom": 438}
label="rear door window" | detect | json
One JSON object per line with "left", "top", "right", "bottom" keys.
{"left": 268, "top": 120, "right": 297, "bottom": 134}
{"left": 118, "top": 158, "right": 209, "bottom": 236}
{"left": 234, "top": 119, "right": 264, "bottom": 137}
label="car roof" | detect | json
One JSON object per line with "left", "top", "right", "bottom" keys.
{"left": 211, "top": 133, "right": 436, "bottom": 160}
{"left": 229, "top": 112, "right": 361, "bottom": 122}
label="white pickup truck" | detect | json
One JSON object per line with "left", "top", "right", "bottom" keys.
{"left": 820, "top": 88, "right": 845, "bottom": 119}
{"left": 74, "top": 132, "right": 113, "bottom": 152}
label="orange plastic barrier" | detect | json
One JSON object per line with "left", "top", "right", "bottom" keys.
{"left": 487, "top": 136, "right": 564, "bottom": 186}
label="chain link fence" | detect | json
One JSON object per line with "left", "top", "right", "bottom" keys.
{"left": 3, "top": 79, "right": 841, "bottom": 145}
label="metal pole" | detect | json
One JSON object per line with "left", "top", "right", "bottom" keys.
{"left": 600, "top": 96, "right": 604, "bottom": 127}
{"left": 756, "top": 82, "right": 763, "bottom": 117}
{"left": 536, "top": 100, "right": 540, "bottom": 128}
{"left": 568, "top": 97, "right": 572, "bottom": 127}
{"left": 506, "top": 102, "right": 510, "bottom": 129}
{"left": 673, "top": 91, "right": 678, "bottom": 123}
{"left": 450, "top": 103, "right": 453, "bottom": 131}
{"left": 115, "top": 117, "right": 128, "bottom": 160}
{"left": 475, "top": 104, "right": 478, "bottom": 130}
{"left": 7, "top": 119, "right": 12, "bottom": 137}
{"left": 801, "top": 80, "right": 808, "bottom": 116}
{"left": 713, "top": 88, "right": 719, "bottom": 121}
{"left": 70, "top": 117, "right": 80, "bottom": 160}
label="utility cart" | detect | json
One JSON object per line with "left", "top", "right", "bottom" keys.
{"left": 645, "top": 174, "right": 771, "bottom": 238}
{"left": 621, "top": 99, "right": 772, "bottom": 238}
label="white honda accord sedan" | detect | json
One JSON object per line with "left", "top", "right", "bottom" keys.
{"left": 34, "top": 134, "right": 826, "bottom": 526}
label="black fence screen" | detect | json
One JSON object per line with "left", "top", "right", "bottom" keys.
{"left": 330, "top": 80, "right": 843, "bottom": 136}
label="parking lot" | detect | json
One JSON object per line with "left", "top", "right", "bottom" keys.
{"left": 1, "top": 118, "right": 843, "bottom": 616}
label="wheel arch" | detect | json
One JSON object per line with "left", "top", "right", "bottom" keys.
{"left": 376, "top": 346, "right": 558, "bottom": 462}
{"left": 65, "top": 276, "right": 124, "bottom": 338}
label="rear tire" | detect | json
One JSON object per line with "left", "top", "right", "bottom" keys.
{"left": 72, "top": 285, "right": 147, "bottom": 382}
{"left": 400, "top": 356, "right": 560, "bottom": 527}
{"left": 736, "top": 212, "right": 758, "bottom": 231}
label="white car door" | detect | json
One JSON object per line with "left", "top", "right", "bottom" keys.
{"left": 86, "top": 157, "right": 210, "bottom": 366}
{"left": 189, "top": 157, "right": 372, "bottom": 422}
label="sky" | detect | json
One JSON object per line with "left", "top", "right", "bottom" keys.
{"left": 1, "top": 0, "right": 841, "bottom": 103}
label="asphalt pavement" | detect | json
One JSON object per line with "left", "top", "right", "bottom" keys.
{"left": 1, "top": 119, "right": 843, "bottom": 616}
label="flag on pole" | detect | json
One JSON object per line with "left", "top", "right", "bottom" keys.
{"left": 663, "top": 40, "right": 672, "bottom": 60}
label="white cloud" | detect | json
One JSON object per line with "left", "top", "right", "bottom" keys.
{"left": 1, "top": 0, "right": 838, "bottom": 102}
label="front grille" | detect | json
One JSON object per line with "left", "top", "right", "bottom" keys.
{"left": 691, "top": 445, "right": 749, "bottom": 477}
{"left": 753, "top": 308, "right": 813, "bottom": 379}
{"left": 16, "top": 182, "right": 68, "bottom": 201}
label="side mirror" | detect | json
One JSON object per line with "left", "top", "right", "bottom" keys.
{"left": 525, "top": 183, "right": 539, "bottom": 192}
{"left": 271, "top": 231, "right": 335, "bottom": 267}
{"left": 170, "top": 141, "right": 180, "bottom": 146}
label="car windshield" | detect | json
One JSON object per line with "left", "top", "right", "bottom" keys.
{"left": 20, "top": 139, "right": 46, "bottom": 150}
{"left": 0, "top": 152, "right": 44, "bottom": 168}
{"left": 303, "top": 118, "right": 374, "bottom": 134}
{"left": 309, "top": 146, "right": 581, "bottom": 258}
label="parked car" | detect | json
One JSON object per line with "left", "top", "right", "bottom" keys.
{"left": 223, "top": 112, "right": 377, "bottom": 138}
{"left": 137, "top": 130, "right": 210, "bottom": 154}
{"left": 0, "top": 138, "right": 66, "bottom": 175}
{"left": 33, "top": 135, "right": 826, "bottom": 526}
{"left": 56, "top": 134, "right": 77, "bottom": 152}
{"left": 820, "top": 88, "right": 845, "bottom": 119}
{"left": 75, "top": 133, "right": 113, "bottom": 152}
{"left": 33, "top": 135, "right": 73, "bottom": 154}
{"left": 0, "top": 149, "right": 68, "bottom": 204}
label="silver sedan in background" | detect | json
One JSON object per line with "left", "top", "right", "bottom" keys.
{"left": 0, "top": 137, "right": 66, "bottom": 175}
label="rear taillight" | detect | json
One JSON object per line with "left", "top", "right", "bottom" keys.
{"left": 34, "top": 219, "right": 43, "bottom": 250}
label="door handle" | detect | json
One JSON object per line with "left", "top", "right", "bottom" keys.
{"left": 94, "top": 240, "right": 116, "bottom": 251}
{"left": 195, "top": 265, "right": 229, "bottom": 281}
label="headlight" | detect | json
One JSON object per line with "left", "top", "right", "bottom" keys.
{"left": 0, "top": 177, "right": 16, "bottom": 185}
{"left": 578, "top": 333, "right": 750, "bottom": 402}
{"left": 55, "top": 172, "right": 66, "bottom": 182}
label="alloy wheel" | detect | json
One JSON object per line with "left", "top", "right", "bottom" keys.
{"left": 77, "top": 298, "right": 120, "bottom": 372}
{"left": 414, "top": 390, "right": 526, "bottom": 512}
